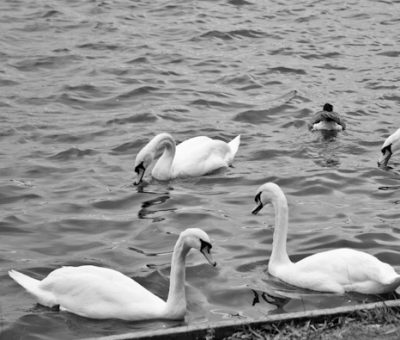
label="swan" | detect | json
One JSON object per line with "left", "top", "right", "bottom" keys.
{"left": 133, "top": 133, "right": 240, "bottom": 184}
{"left": 9, "top": 228, "right": 217, "bottom": 321}
{"left": 252, "top": 182, "right": 400, "bottom": 294}
{"left": 378, "top": 128, "right": 400, "bottom": 168}
{"left": 309, "top": 103, "right": 346, "bottom": 131}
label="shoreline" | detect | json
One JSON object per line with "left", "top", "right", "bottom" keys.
{"left": 82, "top": 299, "right": 400, "bottom": 340}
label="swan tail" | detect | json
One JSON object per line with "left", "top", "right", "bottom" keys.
{"left": 385, "top": 275, "right": 400, "bottom": 291}
{"left": 228, "top": 135, "right": 241, "bottom": 158}
{"left": 9, "top": 270, "right": 57, "bottom": 307}
{"left": 9, "top": 270, "right": 40, "bottom": 291}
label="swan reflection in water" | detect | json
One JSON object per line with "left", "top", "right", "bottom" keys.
{"left": 137, "top": 193, "right": 175, "bottom": 221}
{"left": 249, "top": 276, "right": 399, "bottom": 315}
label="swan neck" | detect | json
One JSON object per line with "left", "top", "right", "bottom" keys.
{"left": 165, "top": 236, "right": 188, "bottom": 318}
{"left": 152, "top": 135, "right": 176, "bottom": 180}
{"left": 270, "top": 194, "right": 291, "bottom": 265}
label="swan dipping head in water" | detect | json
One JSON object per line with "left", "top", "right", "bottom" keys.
{"left": 309, "top": 103, "right": 346, "bottom": 131}
{"left": 378, "top": 128, "right": 400, "bottom": 168}
{"left": 252, "top": 182, "right": 400, "bottom": 294}
{"left": 9, "top": 228, "right": 216, "bottom": 321}
{"left": 134, "top": 132, "right": 240, "bottom": 184}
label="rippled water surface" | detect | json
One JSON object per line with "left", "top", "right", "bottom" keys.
{"left": 1, "top": 0, "right": 400, "bottom": 338}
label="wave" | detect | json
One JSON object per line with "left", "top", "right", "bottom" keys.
{"left": 49, "top": 147, "right": 98, "bottom": 161}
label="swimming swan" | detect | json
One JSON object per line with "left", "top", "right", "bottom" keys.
{"left": 133, "top": 133, "right": 240, "bottom": 184}
{"left": 9, "top": 228, "right": 217, "bottom": 321}
{"left": 309, "top": 103, "right": 346, "bottom": 131}
{"left": 378, "top": 128, "right": 400, "bottom": 168}
{"left": 252, "top": 182, "right": 400, "bottom": 294}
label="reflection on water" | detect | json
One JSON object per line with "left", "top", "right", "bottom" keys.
{"left": 138, "top": 194, "right": 173, "bottom": 221}
{"left": 1, "top": 0, "right": 400, "bottom": 338}
{"left": 314, "top": 131, "right": 341, "bottom": 168}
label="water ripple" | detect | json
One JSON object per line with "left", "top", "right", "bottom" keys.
{"left": 2, "top": 0, "right": 400, "bottom": 337}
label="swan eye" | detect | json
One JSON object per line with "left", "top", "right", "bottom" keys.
{"left": 254, "top": 192, "right": 261, "bottom": 204}
{"left": 200, "top": 239, "right": 212, "bottom": 252}
{"left": 134, "top": 162, "right": 145, "bottom": 174}
{"left": 381, "top": 144, "right": 392, "bottom": 155}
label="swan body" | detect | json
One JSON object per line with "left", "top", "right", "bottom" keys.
{"left": 378, "top": 128, "right": 400, "bottom": 168}
{"left": 9, "top": 228, "right": 216, "bottom": 321}
{"left": 252, "top": 182, "right": 400, "bottom": 294}
{"left": 309, "top": 103, "right": 346, "bottom": 131}
{"left": 134, "top": 133, "right": 240, "bottom": 184}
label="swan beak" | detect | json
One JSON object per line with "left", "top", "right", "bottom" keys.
{"left": 134, "top": 163, "right": 146, "bottom": 185}
{"left": 201, "top": 248, "right": 217, "bottom": 267}
{"left": 378, "top": 150, "right": 392, "bottom": 168}
{"left": 252, "top": 202, "right": 263, "bottom": 215}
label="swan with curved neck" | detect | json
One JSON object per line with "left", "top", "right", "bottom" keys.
{"left": 378, "top": 128, "right": 400, "bottom": 168}
{"left": 9, "top": 228, "right": 216, "bottom": 321}
{"left": 252, "top": 182, "right": 400, "bottom": 294}
{"left": 134, "top": 133, "right": 240, "bottom": 184}
{"left": 309, "top": 103, "right": 346, "bottom": 131}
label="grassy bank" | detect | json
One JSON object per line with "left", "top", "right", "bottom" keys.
{"left": 222, "top": 305, "right": 400, "bottom": 340}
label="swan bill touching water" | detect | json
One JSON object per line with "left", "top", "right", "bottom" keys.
{"left": 309, "top": 103, "right": 346, "bottom": 131}
{"left": 133, "top": 133, "right": 240, "bottom": 184}
{"left": 252, "top": 182, "right": 400, "bottom": 294}
{"left": 9, "top": 228, "right": 216, "bottom": 321}
{"left": 378, "top": 128, "right": 400, "bottom": 168}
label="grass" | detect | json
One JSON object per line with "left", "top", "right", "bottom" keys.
{"left": 222, "top": 305, "right": 400, "bottom": 340}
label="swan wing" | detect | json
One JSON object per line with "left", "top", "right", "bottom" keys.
{"left": 289, "top": 249, "right": 400, "bottom": 293}
{"left": 39, "top": 266, "right": 166, "bottom": 319}
{"left": 172, "top": 136, "right": 238, "bottom": 177}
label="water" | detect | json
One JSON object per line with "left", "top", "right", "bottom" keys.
{"left": 1, "top": 0, "right": 400, "bottom": 338}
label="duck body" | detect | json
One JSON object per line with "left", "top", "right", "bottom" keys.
{"left": 9, "top": 228, "right": 216, "bottom": 321}
{"left": 252, "top": 182, "right": 400, "bottom": 295}
{"left": 309, "top": 103, "right": 346, "bottom": 131}
{"left": 311, "top": 120, "right": 343, "bottom": 131}
{"left": 134, "top": 133, "right": 240, "bottom": 184}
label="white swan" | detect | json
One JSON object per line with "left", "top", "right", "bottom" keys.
{"left": 133, "top": 133, "right": 240, "bottom": 184}
{"left": 309, "top": 103, "right": 346, "bottom": 131}
{"left": 252, "top": 182, "right": 400, "bottom": 294}
{"left": 378, "top": 128, "right": 400, "bottom": 168}
{"left": 9, "top": 228, "right": 216, "bottom": 321}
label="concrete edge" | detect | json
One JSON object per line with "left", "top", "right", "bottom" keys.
{"left": 82, "top": 299, "right": 400, "bottom": 340}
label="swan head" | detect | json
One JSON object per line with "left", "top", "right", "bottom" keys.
{"left": 252, "top": 182, "right": 284, "bottom": 215}
{"left": 134, "top": 133, "right": 175, "bottom": 184}
{"left": 134, "top": 152, "right": 152, "bottom": 185}
{"left": 180, "top": 228, "right": 217, "bottom": 267}
{"left": 378, "top": 128, "right": 400, "bottom": 168}
{"left": 134, "top": 139, "right": 159, "bottom": 185}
